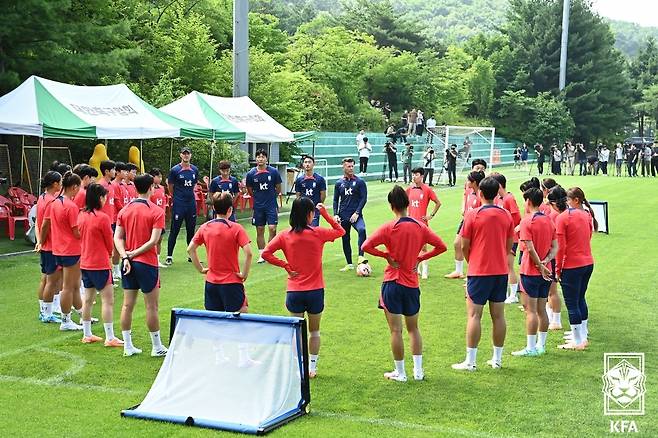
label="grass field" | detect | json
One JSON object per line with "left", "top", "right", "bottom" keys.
{"left": 1, "top": 168, "right": 656, "bottom": 437}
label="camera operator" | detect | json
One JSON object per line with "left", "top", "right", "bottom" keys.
{"left": 615, "top": 143, "right": 624, "bottom": 177}
{"left": 446, "top": 144, "right": 458, "bottom": 186}
{"left": 402, "top": 142, "right": 414, "bottom": 184}
{"left": 627, "top": 144, "right": 639, "bottom": 177}
{"left": 577, "top": 143, "right": 587, "bottom": 175}
{"left": 534, "top": 143, "right": 545, "bottom": 175}
{"left": 652, "top": 141, "right": 658, "bottom": 177}
{"left": 599, "top": 144, "right": 610, "bottom": 175}
{"left": 423, "top": 146, "right": 436, "bottom": 186}
{"left": 384, "top": 141, "right": 399, "bottom": 182}
{"left": 551, "top": 144, "right": 562, "bottom": 175}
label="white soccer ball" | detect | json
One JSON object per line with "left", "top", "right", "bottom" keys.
{"left": 356, "top": 262, "right": 372, "bottom": 277}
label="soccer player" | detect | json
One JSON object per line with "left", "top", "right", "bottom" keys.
{"left": 490, "top": 173, "right": 522, "bottom": 304}
{"left": 114, "top": 174, "right": 167, "bottom": 357}
{"left": 149, "top": 168, "right": 168, "bottom": 267}
{"left": 452, "top": 176, "right": 514, "bottom": 371}
{"left": 77, "top": 183, "right": 123, "bottom": 346}
{"left": 540, "top": 178, "right": 563, "bottom": 329}
{"left": 125, "top": 163, "right": 138, "bottom": 201}
{"left": 35, "top": 171, "right": 63, "bottom": 323}
{"left": 99, "top": 160, "right": 121, "bottom": 280}
{"left": 73, "top": 164, "right": 98, "bottom": 210}
{"left": 294, "top": 155, "right": 327, "bottom": 226}
{"left": 206, "top": 160, "right": 240, "bottom": 221}
{"left": 362, "top": 186, "right": 447, "bottom": 382}
{"left": 46, "top": 172, "right": 84, "bottom": 331}
{"left": 445, "top": 165, "right": 486, "bottom": 279}
{"left": 113, "top": 162, "right": 130, "bottom": 212}
{"left": 333, "top": 157, "right": 368, "bottom": 271}
{"left": 406, "top": 167, "right": 441, "bottom": 279}
{"left": 262, "top": 199, "right": 345, "bottom": 378}
{"left": 166, "top": 146, "right": 199, "bottom": 265}
{"left": 512, "top": 187, "right": 557, "bottom": 357}
{"left": 555, "top": 187, "right": 597, "bottom": 350}
{"left": 188, "top": 192, "right": 252, "bottom": 312}
{"left": 245, "top": 149, "right": 282, "bottom": 263}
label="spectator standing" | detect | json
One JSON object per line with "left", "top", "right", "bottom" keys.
{"left": 520, "top": 143, "right": 529, "bottom": 170}
{"left": 408, "top": 109, "right": 418, "bottom": 137}
{"left": 534, "top": 144, "right": 545, "bottom": 175}
{"left": 446, "top": 144, "right": 458, "bottom": 186}
{"left": 358, "top": 136, "right": 372, "bottom": 175}
{"left": 552, "top": 146, "right": 562, "bottom": 175}
{"left": 565, "top": 142, "right": 576, "bottom": 175}
{"left": 355, "top": 129, "right": 365, "bottom": 147}
{"left": 599, "top": 145, "right": 610, "bottom": 175}
{"left": 615, "top": 143, "right": 624, "bottom": 177}
{"left": 423, "top": 145, "right": 436, "bottom": 186}
{"left": 402, "top": 142, "right": 414, "bottom": 184}
{"left": 642, "top": 144, "right": 653, "bottom": 177}
{"left": 513, "top": 145, "right": 521, "bottom": 169}
{"left": 652, "top": 142, "right": 658, "bottom": 177}
{"left": 627, "top": 145, "right": 638, "bottom": 177}
{"left": 384, "top": 141, "right": 399, "bottom": 182}
{"left": 416, "top": 110, "right": 424, "bottom": 137}
{"left": 383, "top": 102, "right": 392, "bottom": 122}
{"left": 577, "top": 143, "right": 587, "bottom": 175}
{"left": 426, "top": 115, "right": 437, "bottom": 138}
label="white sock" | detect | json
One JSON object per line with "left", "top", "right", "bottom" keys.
{"left": 113, "top": 264, "right": 121, "bottom": 276}
{"left": 150, "top": 331, "right": 164, "bottom": 349}
{"left": 581, "top": 319, "right": 588, "bottom": 340}
{"left": 412, "top": 354, "right": 423, "bottom": 372}
{"left": 53, "top": 293, "right": 60, "bottom": 309}
{"left": 571, "top": 324, "right": 583, "bottom": 345}
{"left": 394, "top": 359, "right": 406, "bottom": 376}
{"left": 526, "top": 335, "right": 537, "bottom": 351}
{"left": 493, "top": 346, "right": 504, "bottom": 363}
{"left": 122, "top": 330, "right": 133, "bottom": 348}
{"left": 103, "top": 323, "right": 115, "bottom": 340}
{"left": 62, "top": 312, "right": 71, "bottom": 323}
{"left": 510, "top": 283, "right": 518, "bottom": 296}
{"left": 82, "top": 320, "right": 92, "bottom": 337}
{"left": 554, "top": 311, "right": 561, "bottom": 325}
{"left": 545, "top": 303, "right": 552, "bottom": 321}
{"left": 43, "top": 302, "right": 53, "bottom": 317}
{"left": 455, "top": 259, "right": 463, "bottom": 274}
{"left": 466, "top": 347, "right": 477, "bottom": 365}
{"left": 39, "top": 299, "right": 44, "bottom": 313}
{"left": 421, "top": 261, "right": 429, "bottom": 276}
{"left": 309, "top": 354, "right": 319, "bottom": 373}
{"left": 259, "top": 249, "right": 264, "bottom": 258}
{"left": 538, "top": 332, "right": 548, "bottom": 349}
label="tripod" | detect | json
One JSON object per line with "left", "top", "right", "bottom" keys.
{"left": 380, "top": 162, "right": 388, "bottom": 183}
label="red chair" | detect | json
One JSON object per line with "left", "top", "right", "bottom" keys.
{"left": 8, "top": 187, "right": 37, "bottom": 212}
{"left": 238, "top": 180, "right": 253, "bottom": 212}
{"left": 194, "top": 184, "right": 208, "bottom": 217}
{"left": 0, "top": 195, "right": 29, "bottom": 240}
{"left": 5, "top": 188, "right": 30, "bottom": 216}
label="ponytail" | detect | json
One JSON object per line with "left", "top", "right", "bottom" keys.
{"left": 547, "top": 186, "right": 567, "bottom": 212}
{"left": 62, "top": 171, "right": 81, "bottom": 190}
{"left": 581, "top": 198, "right": 599, "bottom": 231}
{"left": 567, "top": 187, "right": 598, "bottom": 230}
{"left": 40, "top": 171, "right": 62, "bottom": 191}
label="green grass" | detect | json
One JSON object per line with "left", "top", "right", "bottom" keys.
{"left": 1, "top": 168, "right": 657, "bottom": 437}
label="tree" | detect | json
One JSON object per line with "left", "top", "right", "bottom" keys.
{"left": 467, "top": 58, "right": 495, "bottom": 118}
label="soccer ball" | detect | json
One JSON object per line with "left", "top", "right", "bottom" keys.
{"left": 356, "top": 262, "right": 372, "bottom": 277}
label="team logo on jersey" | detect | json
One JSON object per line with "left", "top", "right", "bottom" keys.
{"left": 156, "top": 199, "right": 163, "bottom": 206}
{"left": 228, "top": 183, "right": 233, "bottom": 189}
{"left": 312, "top": 182, "right": 316, "bottom": 188}
{"left": 603, "top": 353, "right": 645, "bottom": 416}
{"left": 305, "top": 189, "right": 314, "bottom": 196}
{"left": 344, "top": 188, "right": 353, "bottom": 196}
{"left": 260, "top": 183, "right": 269, "bottom": 190}
{"left": 352, "top": 181, "right": 356, "bottom": 186}
{"left": 267, "top": 175, "right": 271, "bottom": 181}
{"left": 419, "top": 194, "right": 424, "bottom": 200}
{"left": 411, "top": 200, "right": 420, "bottom": 208}
{"left": 184, "top": 180, "right": 192, "bottom": 187}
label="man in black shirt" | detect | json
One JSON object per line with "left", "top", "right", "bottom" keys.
{"left": 627, "top": 145, "right": 639, "bottom": 177}
{"left": 446, "top": 144, "right": 458, "bottom": 186}
{"left": 534, "top": 143, "right": 545, "bottom": 175}
{"left": 652, "top": 143, "right": 658, "bottom": 177}
{"left": 384, "top": 141, "right": 398, "bottom": 182}
{"left": 576, "top": 143, "right": 587, "bottom": 175}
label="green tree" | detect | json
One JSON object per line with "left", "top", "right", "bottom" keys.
{"left": 467, "top": 58, "right": 495, "bottom": 118}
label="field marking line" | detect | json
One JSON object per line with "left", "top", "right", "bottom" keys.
{"left": 314, "top": 411, "right": 511, "bottom": 438}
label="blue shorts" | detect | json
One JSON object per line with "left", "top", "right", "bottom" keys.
{"left": 40, "top": 251, "right": 58, "bottom": 275}
{"left": 252, "top": 206, "right": 278, "bottom": 226}
{"left": 122, "top": 261, "right": 160, "bottom": 293}
{"left": 286, "top": 289, "right": 324, "bottom": 314}
{"left": 205, "top": 282, "right": 247, "bottom": 312}
{"left": 467, "top": 275, "right": 507, "bottom": 305}
{"left": 520, "top": 274, "right": 550, "bottom": 299}
{"left": 511, "top": 242, "right": 518, "bottom": 256}
{"left": 310, "top": 211, "right": 320, "bottom": 227}
{"left": 81, "top": 269, "right": 112, "bottom": 291}
{"left": 378, "top": 281, "right": 420, "bottom": 316}
{"left": 55, "top": 255, "right": 80, "bottom": 267}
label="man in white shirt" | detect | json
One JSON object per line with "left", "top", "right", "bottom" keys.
{"left": 599, "top": 145, "right": 610, "bottom": 175}
{"left": 358, "top": 136, "right": 372, "bottom": 175}
{"left": 356, "top": 129, "right": 365, "bottom": 146}
{"left": 426, "top": 116, "right": 437, "bottom": 144}
{"left": 615, "top": 143, "right": 624, "bottom": 177}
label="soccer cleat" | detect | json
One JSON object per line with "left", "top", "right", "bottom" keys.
{"left": 357, "top": 255, "right": 366, "bottom": 264}
{"left": 413, "top": 369, "right": 425, "bottom": 381}
{"left": 451, "top": 361, "right": 476, "bottom": 371}
{"left": 548, "top": 323, "right": 563, "bottom": 330}
{"left": 504, "top": 295, "right": 519, "bottom": 304}
{"left": 151, "top": 346, "right": 168, "bottom": 357}
{"left": 60, "top": 321, "right": 83, "bottom": 331}
{"left": 158, "top": 261, "right": 168, "bottom": 268}
{"left": 511, "top": 348, "right": 538, "bottom": 357}
{"left": 38, "top": 312, "right": 44, "bottom": 321}
{"left": 383, "top": 370, "right": 408, "bottom": 382}
{"left": 444, "top": 271, "right": 465, "bottom": 279}
{"left": 486, "top": 359, "right": 502, "bottom": 369}
{"left": 104, "top": 338, "right": 125, "bottom": 348}
{"left": 535, "top": 347, "right": 546, "bottom": 356}
{"left": 41, "top": 314, "right": 62, "bottom": 324}
{"left": 165, "top": 256, "right": 173, "bottom": 266}
{"left": 339, "top": 264, "right": 354, "bottom": 272}
{"left": 257, "top": 257, "right": 266, "bottom": 264}
{"left": 124, "top": 345, "right": 143, "bottom": 356}
{"left": 81, "top": 335, "right": 103, "bottom": 344}
{"left": 557, "top": 342, "right": 586, "bottom": 350}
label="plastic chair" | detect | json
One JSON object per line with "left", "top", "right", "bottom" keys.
{"left": 194, "top": 184, "right": 207, "bottom": 217}
{"left": 238, "top": 180, "right": 253, "bottom": 212}
{"left": 0, "top": 195, "right": 29, "bottom": 240}
{"left": 5, "top": 187, "right": 30, "bottom": 215}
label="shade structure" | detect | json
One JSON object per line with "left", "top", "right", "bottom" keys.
{"left": 0, "top": 76, "right": 213, "bottom": 139}
{"left": 160, "top": 92, "right": 295, "bottom": 143}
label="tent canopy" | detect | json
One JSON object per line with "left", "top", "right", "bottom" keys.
{"left": 0, "top": 76, "right": 212, "bottom": 139}
{"left": 160, "top": 92, "right": 297, "bottom": 143}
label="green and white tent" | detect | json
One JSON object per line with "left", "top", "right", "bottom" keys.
{"left": 0, "top": 76, "right": 212, "bottom": 139}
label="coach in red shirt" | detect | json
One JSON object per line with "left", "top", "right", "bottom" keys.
{"left": 453, "top": 176, "right": 514, "bottom": 372}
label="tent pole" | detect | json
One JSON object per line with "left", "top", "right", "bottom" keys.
{"left": 20, "top": 136, "right": 25, "bottom": 187}
{"left": 37, "top": 137, "right": 44, "bottom": 185}
{"left": 140, "top": 139, "right": 143, "bottom": 173}
{"left": 169, "top": 139, "right": 174, "bottom": 169}
{"left": 312, "top": 140, "right": 315, "bottom": 158}
{"left": 209, "top": 136, "right": 216, "bottom": 180}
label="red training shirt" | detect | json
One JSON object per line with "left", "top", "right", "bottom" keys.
{"left": 126, "top": 181, "right": 137, "bottom": 202}
{"left": 116, "top": 198, "right": 165, "bottom": 267}
{"left": 112, "top": 180, "right": 127, "bottom": 212}
{"left": 47, "top": 196, "right": 81, "bottom": 256}
{"left": 460, "top": 205, "right": 514, "bottom": 276}
{"left": 73, "top": 186, "right": 87, "bottom": 210}
{"left": 192, "top": 219, "right": 251, "bottom": 284}
{"left": 555, "top": 208, "right": 594, "bottom": 276}
{"left": 36, "top": 192, "right": 56, "bottom": 252}
{"left": 262, "top": 207, "right": 345, "bottom": 291}
{"left": 150, "top": 185, "right": 168, "bottom": 211}
{"left": 362, "top": 217, "right": 447, "bottom": 288}
{"left": 99, "top": 178, "right": 116, "bottom": 223}
{"left": 406, "top": 184, "right": 438, "bottom": 223}
{"left": 78, "top": 210, "right": 113, "bottom": 270}
{"left": 519, "top": 212, "right": 556, "bottom": 276}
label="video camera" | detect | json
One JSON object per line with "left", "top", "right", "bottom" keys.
{"left": 0, "top": 171, "right": 7, "bottom": 185}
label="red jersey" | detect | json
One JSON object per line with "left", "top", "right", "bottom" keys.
{"left": 77, "top": 210, "right": 113, "bottom": 270}
{"left": 460, "top": 205, "right": 514, "bottom": 276}
{"left": 99, "top": 178, "right": 116, "bottom": 223}
{"left": 36, "top": 192, "right": 56, "bottom": 252}
{"left": 539, "top": 203, "right": 552, "bottom": 216}
{"left": 149, "top": 185, "right": 168, "bottom": 211}
{"left": 548, "top": 208, "right": 560, "bottom": 223}
{"left": 263, "top": 207, "right": 345, "bottom": 291}
{"left": 519, "top": 212, "right": 556, "bottom": 276}
{"left": 116, "top": 199, "right": 165, "bottom": 267}
{"left": 192, "top": 219, "right": 250, "bottom": 284}
{"left": 463, "top": 190, "right": 481, "bottom": 214}
{"left": 498, "top": 192, "right": 521, "bottom": 243}
{"left": 113, "top": 180, "right": 128, "bottom": 211}
{"left": 126, "top": 181, "right": 137, "bottom": 202}
{"left": 555, "top": 208, "right": 594, "bottom": 276}
{"left": 47, "top": 196, "right": 81, "bottom": 256}
{"left": 362, "top": 217, "right": 447, "bottom": 288}
{"left": 73, "top": 186, "right": 87, "bottom": 210}
{"left": 406, "top": 184, "right": 438, "bottom": 222}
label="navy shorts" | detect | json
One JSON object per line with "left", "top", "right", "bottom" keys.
{"left": 40, "top": 251, "right": 58, "bottom": 275}
{"left": 520, "top": 274, "right": 550, "bottom": 299}
{"left": 286, "top": 289, "right": 324, "bottom": 314}
{"left": 456, "top": 219, "right": 464, "bottom": 234}
{"left": 55, "top": 255, "right": 80, "bottom": 267}
{"left": 81, "top": 269, "right": 112, "bottom": 291}
{"left": 252, "top": 206, "right": 278, "bottom": 226}
{"left": 205, "top": 282, "right": 247, "bottom": 312}
{"left": 310, "top": 211, "right": 320, "bottom": 227}
{"left": 467, "top": 275, "right": 508, "bottom": 305}
{"left": 511, "top": 242, "right": 518, "bottom": 256}
{"left": 378, "top": 281, "right": 420, "bottom": 316}
{"left": 122, "top": 261, "right": 160, "bottom": 293}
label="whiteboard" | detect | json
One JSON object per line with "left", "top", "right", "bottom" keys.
{"left": 589, "top": 201, "right": 609, "bottom": 234}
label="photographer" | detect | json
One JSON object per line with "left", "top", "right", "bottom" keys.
{"left": 446, "top": 144, "right": 458, "bottom": 186}
{"left": 599, "top": 145, "right": 610, "bottom": 175}
{"left": 577, "top": 143, "right": 587, "bottom": 175}
{"left": 615, "top": 143, "right": 624, "bottom": 176}
{"left": 384, "top": 141, "right": 399, "bottom": 182}
{"left": 627, "top": 144, "right": 639, "bottom": 177}
{"left": 565, "top": 141, "right": 576, "bottom": 175}
{"left": 652, "top": 142, "right": 658, "bottom": 177}
{"left": 423, "top": 146, "right": 436, "bottom": 186}
{"left": 551, "top": 145, "right": 562, "bottom": 175}
{"left": 534, "top": 143, "right": 545, "bottom": 175}
{"left": 402, "top": 142, "right": 414, "bottom": 184}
